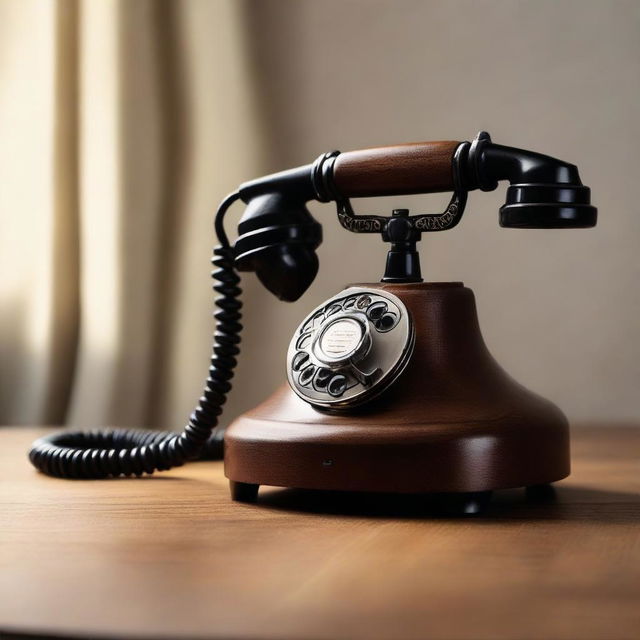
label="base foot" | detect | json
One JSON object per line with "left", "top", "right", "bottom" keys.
{"left": 439, "top": 491, "right": 493, "bottom": 516}
{"left": 229, "top": 481, "right": 259, "bottom": 503}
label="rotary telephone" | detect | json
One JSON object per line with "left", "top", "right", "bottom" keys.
{"left": 29, "top": 131, "right": 596, "bottom": 514}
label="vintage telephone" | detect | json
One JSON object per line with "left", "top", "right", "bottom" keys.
{"left": 29, "top": 131, "right": 596, "bottom": 514}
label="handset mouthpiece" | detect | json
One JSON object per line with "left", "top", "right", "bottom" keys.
{"left": 234, "top": 164, "right": 322, "bottom": 302}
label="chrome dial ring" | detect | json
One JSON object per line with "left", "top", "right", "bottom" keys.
{"left": 286, "top": 287, "right": 414, "bottom": 409}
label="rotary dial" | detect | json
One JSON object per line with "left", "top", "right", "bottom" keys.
{"left": 286, "top": 287, "right": 414, "bottom": 409}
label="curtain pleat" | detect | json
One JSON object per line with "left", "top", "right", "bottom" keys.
{"left": 0, "top": 0, "right": 266, "bottom": 428}
{"left": 0, "top": 0, "right": 65, "bottom": 425}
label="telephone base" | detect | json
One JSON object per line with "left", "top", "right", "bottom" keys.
{"left": 225, "top": 282, "right": 570, "bottom": 510}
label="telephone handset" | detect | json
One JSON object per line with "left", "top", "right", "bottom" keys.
{"left": 28, "top": 132, "right": 597, "bottom": 508}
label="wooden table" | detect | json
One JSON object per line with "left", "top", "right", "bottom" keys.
{"left": 1, "top": 426, "right": 638, "bottom": 640}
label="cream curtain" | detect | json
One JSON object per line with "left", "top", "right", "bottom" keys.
{"left": 0, "top": 0, "right": 266, "bottom": 428}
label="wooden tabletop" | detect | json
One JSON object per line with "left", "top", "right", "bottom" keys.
{"left": 0, "top": 426, "right": 638, "bottom": 640}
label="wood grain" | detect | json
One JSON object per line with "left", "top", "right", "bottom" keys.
{"left": 1, "top": 426, "right": 639, "bottom": 640}
{"left": 333, "top": 140, "right": 459, "bottom": 197}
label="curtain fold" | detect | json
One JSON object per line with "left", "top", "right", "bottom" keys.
{"left": 1, "top": 0, "right": 65, "bottom": 425}
{"left": 0, "top": 0, "right": 266, "bottom": 428}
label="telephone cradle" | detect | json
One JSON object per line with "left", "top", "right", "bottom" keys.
{"left": 28, "top": 132, "right": 595, "bottom": 516}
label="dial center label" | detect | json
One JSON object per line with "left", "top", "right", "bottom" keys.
{"left": 319, "top": 319, "right": 363, "bottom": 358}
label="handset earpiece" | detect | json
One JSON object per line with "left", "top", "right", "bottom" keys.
{"left": 462, "top": 131, "right": 597, "bottom": 228}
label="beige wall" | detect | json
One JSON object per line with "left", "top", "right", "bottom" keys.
{"left": 222, "top": 0, "right": 640, "bottom": 426}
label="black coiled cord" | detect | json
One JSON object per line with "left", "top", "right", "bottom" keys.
{"left": 28, "top": 193, "right": 242, "bottom": 479}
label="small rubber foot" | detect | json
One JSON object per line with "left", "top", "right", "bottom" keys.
{"left": 440, "top": 491, "right": 493, "bottom": 516}
{"left": 229, "top": 480, "right": 259, "bottom": 503}
{"left": 525, "top": 483, "right": 556, "bottom": 502}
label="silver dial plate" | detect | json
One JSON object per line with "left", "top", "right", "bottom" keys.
{"left": 286, "top": 287, "right": 414, "bottom": 409}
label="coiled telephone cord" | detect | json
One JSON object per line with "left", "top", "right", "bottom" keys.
{"left": 28, "top": 193, "right": 242, "bottom": 479}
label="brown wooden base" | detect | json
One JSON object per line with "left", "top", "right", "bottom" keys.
{"left": 225, "top": 283, "right": 570, "bottom": 500}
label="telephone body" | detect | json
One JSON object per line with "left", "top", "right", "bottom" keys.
{"left": 29, "top": 132, "right": 597, "bottom": 515}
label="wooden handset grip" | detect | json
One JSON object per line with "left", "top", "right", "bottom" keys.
{"left": 332, "top": 140, "right": 461, "bottom": 198}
